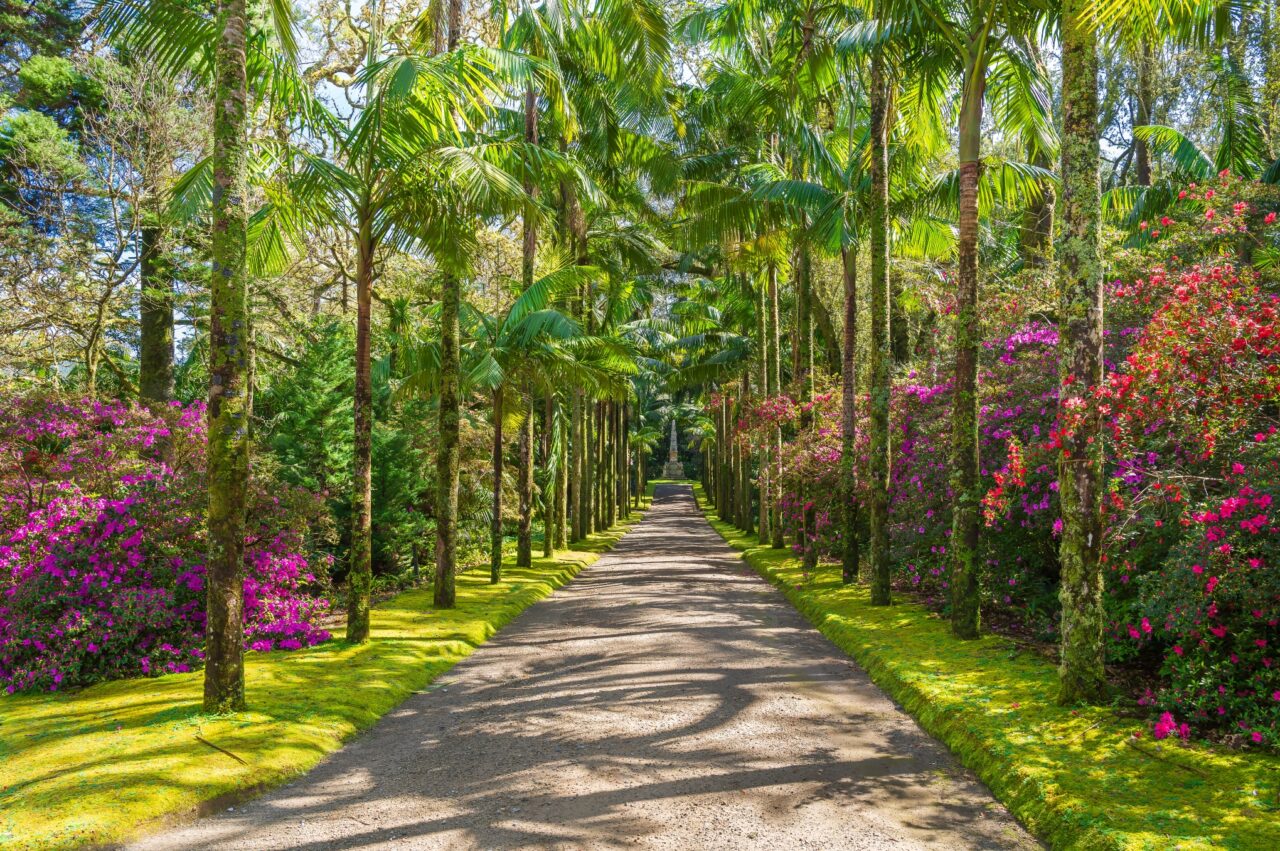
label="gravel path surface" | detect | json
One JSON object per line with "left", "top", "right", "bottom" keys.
{"left": 127, "top": 484, "right": 1037, "bottom": 851}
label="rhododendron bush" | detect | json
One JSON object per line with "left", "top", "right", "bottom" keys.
{"left": 0, "top": 397, "right": 333, "bottom": 693}
{"left": 737, "top": 177, "right": 1279, "bottom": 745}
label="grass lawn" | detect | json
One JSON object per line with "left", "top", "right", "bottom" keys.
{"left": 693, "top": 485, "right": 1280, "bottom": 851}
{"left": 0, "top": 513, "right": 643, "bottom": 851}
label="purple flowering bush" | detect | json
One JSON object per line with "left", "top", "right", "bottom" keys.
{"left": 0, "top": 396, "right": 333, "bottom": 693}
{"left": 742, "top": 177, "right": 1280, "bottom": 746}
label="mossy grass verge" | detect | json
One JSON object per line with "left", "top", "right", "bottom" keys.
{"left": 0, "top": 514, "right": 644, "bottom": 851}
{"left": 692, "top": 483, "right": 1280, "bottom": 851}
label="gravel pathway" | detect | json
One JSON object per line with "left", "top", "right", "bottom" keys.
{"left": 127, "top": 484, "right": 1037, "bottom": 851}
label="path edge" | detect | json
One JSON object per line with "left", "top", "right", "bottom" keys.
{"left": 48, "top": 508, "right": 650, "bottom": 851}
{"left": 689, "top": 483, "right": 1118, "bottom": 851}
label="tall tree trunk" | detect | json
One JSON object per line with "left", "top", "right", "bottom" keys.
{"left": 517, "top": 392, "right": 534, "bottom": 566}
{"left": 768, "top": 263, "right": 784, "bottom": 549}
{"left": 347, "top": 212, "right": 374, "bottom": 641}
{"left": 205, "top": 0, "right": 252, "bottom": 713}
{"left": 868, "top": 47, "right": 892, "bottom": 606}
{"left": 555, "top": 409, "right": 568, "bottom": 547}
{"left": 1134, "top": 42, "right": 1154, "bottom": 186}
{"left": 572, "top": 385, "right": 583, "bottom": 540}
{"left": 434, "top": 271, "right": 461, "bottom": 608}
{"left": 1057, "top": 0, "right": 1107, "bottom": 704}
{"left": 490, "top": 387, "right": 505, "bottom": 582}
{"left": 757, "top": 274, "right": 770, "bottom": 542}
{"left": 840, "top": 244, "right": 860, "bottom": 584}
{"left": 517, "top": 82, "right": 538, "bottom": 566}
{"left": 1266, "top": 0, "right": 1280, "bottom": 157}
{"left": 950, "top": 59, "right": 988, "bottom": 639}
{"left": 583, "top": 394, "right": 594, "bottom": 535}
{"left": 139, "top": 223, "right": 174, "bottom": 405}
{"left": 543, "top": 394, "right": 554, "bottom": 557}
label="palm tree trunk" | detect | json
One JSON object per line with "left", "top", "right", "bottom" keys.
{"left": 205, "top": 0, "right": 252, "bottom": 714}
{"left": 139, "top": 222, "right": 174, "bottom": 405}
{"left": 950, "top": 58, "right": 988, "bottom": 639}
{"left": 543, "top": 394, "right": 554, "bottom": 558}
{"left": 347, "top": 213, "right": 375, "bottom": 641}
{"left": 840, "top": 244, "right": 860, "bottom": 584}
{"left": 571, "top": 387, "right": 583, "bottom": 540}
{"left": 490, "top": 386, "right": 505, "bottom": 582}
{"left": 583, "top": 395, "right": 594, "bottom": 535}
{"left": 434, "top": 271, "right": 461, "bottom": 609}
{"left": 767, "top": 263, "right": 784, "bottom": 549}
{"left": 605, "top": 401, "right": 616, "bottom": 527}
{"left": 555, "top": 410, "right": 568, "bottom": 547}
{"left": 756, "top": 274, "right": 770, "bottom": 542}
{"left": 869, "top": 48, "right": 892, "bottom": 605}
{"left": 517, "top": 390, "right": 534, "bottom": 567}
{"left": 517, "top": 81, "right": 538, "bottom": 567}
{"left": 1134, "top": 42, "right": 1154, "bottom": 186}
{"left": 1057, "top": 0, "right": 1107, "bottom": 704}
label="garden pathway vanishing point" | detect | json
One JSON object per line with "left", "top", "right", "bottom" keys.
{"left": 128, "top": 484, "right": 1037, "bottom": 851}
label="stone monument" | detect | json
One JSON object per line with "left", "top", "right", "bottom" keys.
{"left": 661, "top": 420, "right": 684, "bottom": 479}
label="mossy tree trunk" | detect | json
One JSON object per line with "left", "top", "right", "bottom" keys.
{"left": 347, "top": 207, "right": 375, "bottom": 641}
{"left": 1057, "top": 0, "right": 1107, "bottom": 705}
{"left": 840, "top": 243, "right": 860, "bottom": 584}
{"left": 434, "top": 271, "right": 461, "bottom": 609}
{"left": 868, "top": 47, "right": 892, "bottom": 606}
{"left": 767, "top": 263, "right": 784, "bottom": 549}
{"left": 490, "top": 386, "right": 505, "bottom": 582}
{"left": 554, "top": 401, "right": 568, "bottom": 547}
{"left": 949, "top": 57, "right": 988, "bottom": 640}
{"left": 756, "top": 273, "right": 770, "bottom": 542}
{"left": 139, "top": 222, "right": 175, "bottom": 406}
{"left": 204, "top": 0, "right": 252, "bottom": 714}
{"left": 516, "top": 82, "right": 538, "bottom": 567}
{"left": 517, "top": 391, "right": 534, "bottom": 567}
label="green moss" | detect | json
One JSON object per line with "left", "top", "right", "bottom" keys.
{"left": 0, "top": 516, "right": 642, "bottom": 851}
{"left": 692, "top": 484, "right": 1280, "bottom": 851}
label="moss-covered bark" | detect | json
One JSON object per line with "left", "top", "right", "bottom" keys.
{"left": 950, "top": 60, "right": 987, "bottom": 641}
{"left": 768, "top": 263, "right": 784, "bottom": 549}
{"left": 840, "top": 244, "right": 860, "bottom": 584}
{"left": 1057, "top": 0, "right": 1107, "bottom": 705}
{"left": 434, "top": 271, "right": 461, "bottom": 609}
{"left": 490, "top": 387, "right": 505, "bottom": 582}
{"left": 868, "top": 48, "right": 892, "bottom": 606}
{"left": 347, "top": 213, "right": 374, "bottom": 642}
{"left": 757, "top": 274, "right": 771, "bottom": 542}
{"left": 205, "top": 0, "right": 252, "bottom": 713}
{"left": 517, "top": 390, "right": 534, "bottom": 567}
{"left": 138, "top": 223, "right": 174, "bottom": 406}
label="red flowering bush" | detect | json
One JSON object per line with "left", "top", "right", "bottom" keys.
{"left": 0, "top": 396, "right": 333, "bottom": 693}
{"left": 748, "top": 175, "right": 1280, "bottom": 746}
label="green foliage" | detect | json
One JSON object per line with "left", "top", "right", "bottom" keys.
{"left": 257, "top": 321, "right": 435, "bottom": 580}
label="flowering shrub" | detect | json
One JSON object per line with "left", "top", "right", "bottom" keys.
{"left": 0, "top": 396, "right": 333, "bottom": 693}
{"left": 739, "top": 175, "right": 1279, "bottom": 746}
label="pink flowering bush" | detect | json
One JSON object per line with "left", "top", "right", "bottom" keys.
{"left": 742, "top": 175, "right": 1279, "bottom": 746}
{"left": 0, "top": 396, "right": 333, "bottom": 693}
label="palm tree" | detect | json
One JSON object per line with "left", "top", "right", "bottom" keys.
{"left": 883, "top": 0, "right": 1054, "bottom": 637}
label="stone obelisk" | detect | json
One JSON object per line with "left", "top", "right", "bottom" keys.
{"left": 662, "top": 420, "right": 684, "bottom": 478}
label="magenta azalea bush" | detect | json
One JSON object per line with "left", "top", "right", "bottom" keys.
{"left": 0, "top": 397, "right": 333, "bottom": 693}
{"left": 735, "top": 176, "right": 1279, "bottom": 747}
